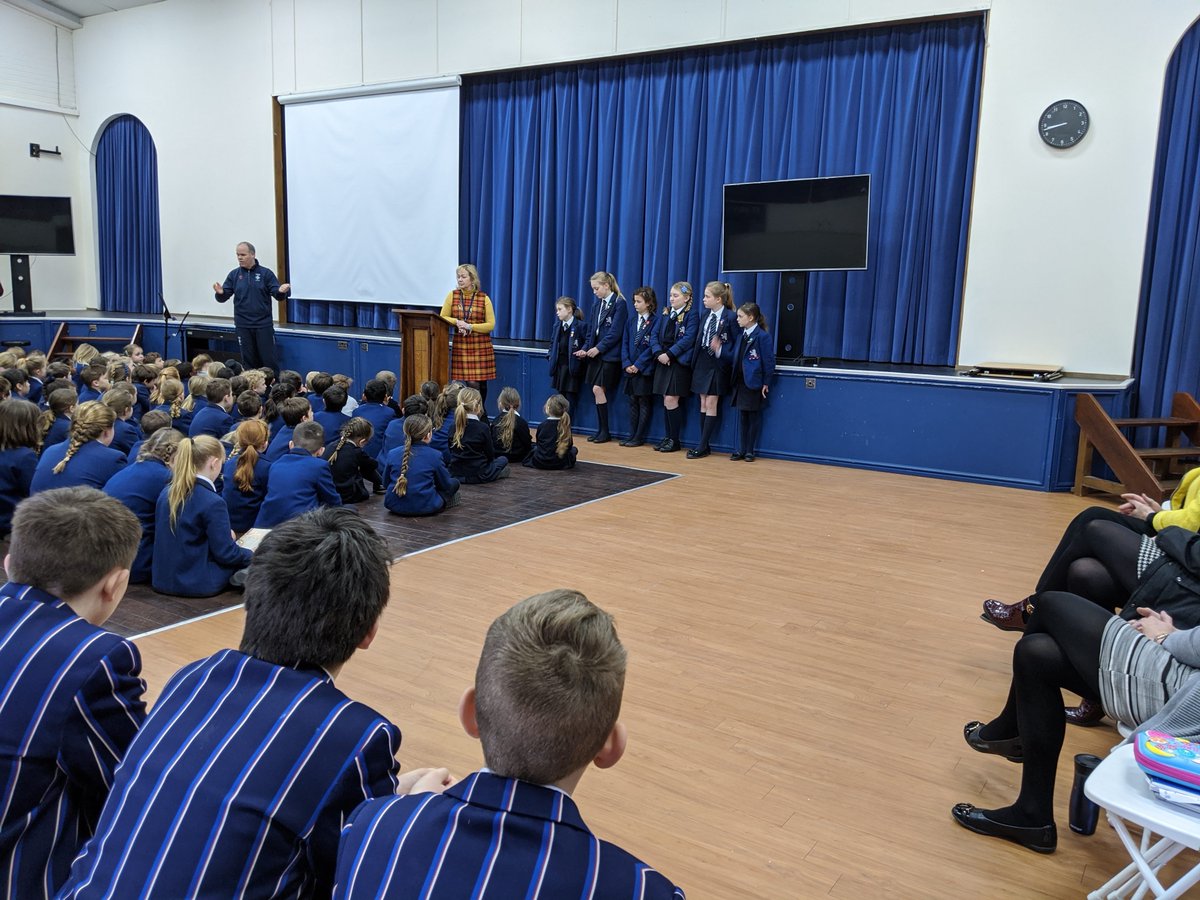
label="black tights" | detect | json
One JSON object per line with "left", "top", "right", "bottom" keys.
{"left": 1035, "top": 507, "right": 1152, "bottom": 606}
{"left": 979, "top": 591, "right": 1111, "bottom": 826}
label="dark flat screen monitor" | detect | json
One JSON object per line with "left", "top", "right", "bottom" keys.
{"left": 722, "top": 175, "right": 869, "bottom": 272}
{"left": 0, "top": 195, "right": 75, "bottom": 255}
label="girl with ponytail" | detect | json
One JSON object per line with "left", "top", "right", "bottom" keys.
{"left": 39, "top": 387, "right": 76, "bottom": 449}
{"left": 152, "top": 378, "right": 193, "bottom": 434}
{"left": 651, "top": 281, "right": 700, "bottom": 452}
{"left": 687, "top": 281, "right": 737, "bottom": 459}
{"left": 448, "top": 388, "right": 509, "bottom": 483}
{"left": 30, "top": 400, "right": 125, "bottom": 493}
{"left": 103, "top": 428, "right": 183, "bottom": 583}
{"left": 383, "top": 413, "right": 460, "bottom": 516}
{"left": 490, "top": 387, "right": 532, "bottom": 464}
{"left": 152, "top": 435, "right": 252, "bottom": 596}
{"left": 325, "top": 417, "right": 382, "bottom": 504}
{"left": 527, "top": 393, "right": 578, "bottom": 470}
{"left": 221, "top": 419, "right": 272, "bottom": 533}
{"left": 575, "top": 271, "right": 629, "bottom": 443}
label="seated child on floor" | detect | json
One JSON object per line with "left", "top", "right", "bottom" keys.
{"left": 315, "top": 385, "right": 352, "bottom": 436}
{"left": 448, "top": 388, "right": 509, "bottom": 484}
{"left": 378, "top": 394, "right": 429, "bottom": 468}
{"left": 383, "top": 414, "right": 460, "bottom": 517}
{"left": 102, "top": 388, "right": 142, "bottom": 456}
{"left": 526, "top": 393, "right": 578, "bottom": 470}
{"left": 0, "top": 487, "right": 146, "bottom": 897}
{"left": 265, "top": 396, "right": 313, "bottom": 461}
{"left": 32, "top": 401, "right": 126, "bottom": 493}
{"left": 0, "top": 400, "right": 41, "bottom": 538}
{"left": 151, "top": 435, "right": 251, "bottom": 597}
{"left": 189, "top": 377, "right": 235, "bottom": 439}
{"left": 491, "top": 386, "right": 533, "bottom": 464}
{"left": 103, "top": 429, "right": 182, "bottom": 583}
{"left": 256, "top": 421, "right": 342, "bottom": 528}
{"left": 222, "top": 419, "right": 272, "bottom": 534}
{"left": 325, "top": 418, "right": 383, "bottom": 504}
{"left": 334, "top": 588, "right": 685, "bottom": 899}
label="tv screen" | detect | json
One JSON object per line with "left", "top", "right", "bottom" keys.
{"left": 722, "top": 176, "right": 869, "bottom": 272}
{"left": 0, "top": 195, "right": 75, "bottom": 255}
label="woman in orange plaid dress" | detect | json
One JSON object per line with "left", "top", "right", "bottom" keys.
{"left": 439, "top": 264, "right": 497, "bottom": 408}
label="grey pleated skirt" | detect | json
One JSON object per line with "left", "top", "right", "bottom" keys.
{"left": 1099, "top": 616, "right": 1198, "bottom": 729}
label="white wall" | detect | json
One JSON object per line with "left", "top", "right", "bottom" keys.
{"left": 10, "top": 0, "right": 1200, "bottom": 374}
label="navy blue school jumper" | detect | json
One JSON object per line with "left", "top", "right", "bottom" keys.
{"left": 526, "top": 418, "right": 577, "bottom": 469}
{"left": 255, "top": 447, "right": 343, "bottom": 528}
{"left": 0, "top": 447, "right": 37, "bottom": 536}
{"left": 729, "top": 325, "right": 777, "bottom": 412}
{"left": 305, "top": 392, "right": 326, "bottom": 414}
{"left": 622, "top": 311, "right": 658, "bottom": 396}
{"left": 111, "top": 417, "right": 143, "bottom": 456}
{"left": 132, "top": 381, "right": 152, "bottom": 419}
{"left": 353, "top": 401, "right": 395, "bottom": 461}
{"left": 378, "top": 415, "right": 408, "bottom": 469}
{"left": 491, "top": 411, "right": 533, "bottom": 464}
{"left": 220, "top": 452, "right": 272, "bottom": 534}
{"left": 42, "top": 413, "right": 70, "bottom": 450}
{"left": 60, "top": 650, "right": 399, "bottom": 899}
{"left": 448, "top": 417, "right": 508, "bottom": 483}
{"left": 267, "top": 412, "right": 285, "bottom": 441}
{"left": 693, "top": 306, "right": 738, "bottom": 395}
{"left": 651, "top": 303, "right": 700, "bottom": 396}
{"left": 0, "top": 582, "right": 146, "bottom": 898}
{"left": 431, "top": 415, "right": 454, "bottom": 463}
{"left": 151, "top": 403, "right": 193, "bottom": 435}
{"left": 26, "top": 376, "right": 43, "bottom": 407}
{"left": 548, "top": 316, "right": 589, "bottom": 396}
{"left": 583, "top": 294, "right": 630, "bottom": 392}
{"left": 324, "top": 439, "right": 382, "bottom": 504}
{"left": 31, "top": 440, "right": 126, "bottom": 494}
{"left": 103, "top": 459, "right": 171, "bottom": 583}
{"left": 151, "top": 480, "right": 252, "bottom": 596}
{"left": 315, "top": 409, "right": 351, "bottom": 438}
{"left": 334, "top": 771, "right": 685, "bottom": 900}
{"left": 383, "top": 442, "right": 460, "bottom": 516}
{"left": 188, "top": 404, "right": 234, "bottom": 439}
{"left": 77, "top": 386, "right": 102, "bottom": 404}
{"left": 264, "top": 423, "right": 296, "bottom": 461}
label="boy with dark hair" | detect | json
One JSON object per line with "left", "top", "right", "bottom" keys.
{"left": 264, "top": 395, "right": 313, "bottom": 461}
{"left": 131, "top": 364, "right": 158, "bottom": 418}
{"left": 77, "top": 365, "right": 110, "bottom": 403}
{"left": 61, "top": 507, "right": 432, "bottom": 897}
{"left": 235, "top": 389, "right": 262, "bottom": 422}
{"left": 306, "top": 372, "right": 334, "bottom": 414}
{"left": 315, "top": 385, "right": 351, "bottom": 435}
{"left": 255, "top": 420, "right": 342, "bottom": 527}
{"left": 334, "top": 589, "right": 686, "bottom": 899}
{"left": 0, "top": 487, "right": 146, "bottom": 897}
{"left": 122, "top": 409, "right": 171, "bottom": 466}
{"left": 355, "top": 379, "right": 396, "bottom": 461}
{"left": 189, "top": 377, "right": 235, "bottom": 439}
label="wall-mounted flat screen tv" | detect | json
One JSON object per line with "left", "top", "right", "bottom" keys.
{"left": 0, "top": 195, "right": 75, "bottom": 255}
{"left": 722, "top": 175, "right": 869, "bottom": 272}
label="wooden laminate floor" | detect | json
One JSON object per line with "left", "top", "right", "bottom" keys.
{"left": 130, "top": 442, "right": 1180, "bottom": 899}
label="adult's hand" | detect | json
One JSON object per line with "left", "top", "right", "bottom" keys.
{"left": 278, "top": 282, "right": 291, "bottom": 294}
{"left": 212, "top": 282, "right": 224, "bottom": 295}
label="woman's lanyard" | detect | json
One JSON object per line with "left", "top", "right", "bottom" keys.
{"left": 459, "top": 290, "right": 477, "bottom": 323}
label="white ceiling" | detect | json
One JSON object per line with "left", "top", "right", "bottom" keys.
{"left": 4, "top": 0, "right": 164, "bottom": 29}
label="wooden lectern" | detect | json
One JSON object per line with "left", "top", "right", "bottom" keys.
{"left": 394, "top": 309, "right": 450, "bottom": 399}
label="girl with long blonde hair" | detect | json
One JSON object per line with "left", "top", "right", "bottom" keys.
{"left": 527, "top": 394, "right": 578, "bottom": 470}
{"left": 448, "top": 388, "right": 509, "bottom": 483}
{"left": 30, "top": 400, "right": 125, "bottom": 492}
{"left": 383, "top": 414, "right": 460, "bottom": 516}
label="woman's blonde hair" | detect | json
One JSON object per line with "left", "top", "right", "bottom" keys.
{"left": 393, "top": 414, "right": 433, "bottom": 498}
{"left": 494, "top": 387, "right": 521, "bottom": 452}
{"left": 456, "top": 263, "right": 481, "bottom": 292}
{"left": 451, "top": 387, "right": 483, "bottom": 449}
{"left": 166, "top": 435, "right": 225, "bottom": 529}
{"left": 544, "top": 394, "right": 573, "bottom": 458}
{"left": 229, "top": 419, "right": 269, "bottom": 493}
{"left": 328, "top": 418, "right": 373, "bottom": 466}
{"left": 52, "top": 400, "right": 115, "bottom": 475}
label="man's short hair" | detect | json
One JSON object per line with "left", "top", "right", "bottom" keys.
{"left": 237, "top": 241, "right": 256, "bottom": 255}
{"left": 205, "top": 378, "right": 232, "bottom": 404}
{"left": 7, "top": 487, "right": 141, "bottom": 599}
{"left": 279, "top": 396, "right": 311, "bottom": 427}
{"left": 474, "top": 589, "right": 627, "bottom": 785}
{"left": 291, "top": 420, "right": 324, "bottom": 452}
{"left": 362, "top": 379, "right": 387, "bottom": 404}
{"left": 239, "top": 507, "right": 389, "bottom": 668}
{"left": 321, "top": 385, "right": 347, "bottom": 413}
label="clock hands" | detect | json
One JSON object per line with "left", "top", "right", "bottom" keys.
{"left": 1042, "top": 122, "right": 1068, "bottom": 131}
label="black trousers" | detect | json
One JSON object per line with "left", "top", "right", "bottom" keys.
{"left": 236, "top": 325, "right": 278, "bottom": 372}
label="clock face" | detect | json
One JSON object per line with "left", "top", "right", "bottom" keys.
{"left": 1039, "top": 100, "right": 1090, "bottom": 148}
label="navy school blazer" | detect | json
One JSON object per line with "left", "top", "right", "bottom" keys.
{"left": 622, "top": 310, "right": 658, "bottom": 372}
{"left": 353, "top": 401, "right": 396, "bottom": 461}
{"left": 220, "top": 452, "right": 272, "bottom": 534}
{"left": 151, "top": 403, "right": 193, "bottom": 435}
{"left": 151, "top": 480, "right": 252, "bottom": 597}
{"left": 382, "top": 442, "right": 459, "bottom": 516}
{"left": 103, "top": 459, "right": 171, "bottom": 583}
{"left": 652, "top": 302, "right": 701, "bottom": 368}
{"left": 697, "top": 306, "right": 739, "bottom": 370}
{"left": 730, "top": 325, "right": 777, "bottom": 391}
{"left": 547, "top": 315, "right": 590, "bottom": 376}
{"left": 188, "top": 404, "right": 234, "bottom": 440}
{"left": 30, "top": 440, "right": 126, "bottom": 495}
{"left": 585, "top": 294, "right": 630, "bottom": 362}
{"left": 254, "top": 447, "right": 342, "bottom": 528}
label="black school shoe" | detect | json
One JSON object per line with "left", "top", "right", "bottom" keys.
{"left": 951, "top": 804, "right": 1057, "bottom": 853}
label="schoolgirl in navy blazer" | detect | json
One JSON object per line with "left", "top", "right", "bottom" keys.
{"left": 622, "top": 305, "right": 658, "bottom": 376}
{"left": 104, "top": 455, "right": 172, "bottom": 583}
{"left": 0, "top": 399, "right": 41, "bottom": 536}
{"left": 729, "top": 319, "right": 777, "bottom": 391}
{"left": 222, "top": 451, "right": 272, "bottom": 533}
{"left": 547, "top": 300, "right": 589, "bottom": 391}
{"left": 383, "top": 442, "right": 459, "bottom": 516}
{"left": 583, "top": 281, "right": 629, "bottom": 365}
{"left": 652, "top": 297, "right": 700, "bottom": 368}
{"left": 32, "top": 440, "right": 125, "bottom": 494}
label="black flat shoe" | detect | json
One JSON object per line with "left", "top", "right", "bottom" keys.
{"left": 729, "top": 452, "right": 745, "bottom": 461}
{"left": 744, "top": 453, "right": 756, "bottom": 462}
{"left": 593, "top": 433, "right": 611, "bottom": 444}
{"left": 963, "top": 721, "right": 1023, "bottom": 762}
{"left": 686, "top": 447, "right": 710, "bottom": 459}
{"left": 654, "top": 438, "right": 670, "bottom": 452}
{"left": 625, "top": 439, "right": 645, "bottom": 448}
{"left": 951, "top": 803, "right": 1056, "bottom": 853}
{"left": 659, "top": 439, "right": 680, "bottom": 453}
{"left": 587, "top": 434, "right": 599, "bottom": 442}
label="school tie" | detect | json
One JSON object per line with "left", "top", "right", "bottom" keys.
{"left": 562, "top": 321, "right": 568, "bottom": 332}
{"left": 703, "top": 312, "right": 717, "bottom": 347}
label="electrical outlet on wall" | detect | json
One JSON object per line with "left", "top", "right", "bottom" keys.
{"left": 805, "top": 377, "right": 816, "bottom": 389}
{"left": 337, "top": 340, "right": 348, "bottom": 351}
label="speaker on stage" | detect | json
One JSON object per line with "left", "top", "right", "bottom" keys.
{"left": 3, "top": 256, "right": 37, "bottom": 316}
{"left": 775, "top": 271, "right": 807, "bottom": 361}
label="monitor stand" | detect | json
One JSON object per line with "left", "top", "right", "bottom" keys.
{"left": 0, "top": 255, "right": 45, "bottom": 317}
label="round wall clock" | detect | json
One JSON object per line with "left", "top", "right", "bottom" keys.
{"left": 1039, "top": 100, "right": 1090, "bottom": 148}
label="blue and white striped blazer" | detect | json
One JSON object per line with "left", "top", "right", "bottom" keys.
{"left": 333, "top": 770, "right": 685, "bottom": 899}
{"left": 0, "top": 582, "right": 145, "bottom": 899}
{"left": 61, "top": 649, "right": 401, "bottom": 899}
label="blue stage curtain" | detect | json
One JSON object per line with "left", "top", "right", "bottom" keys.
{"left": 1133, "top": 20, "right": 1200, "bottom": 422}
{"left": 460, "top": 17, "right": 983, "bottom": 364}
{"left": 95, "top": 115, "right": 163, "bottom": 314}
{"left": 287, "top": 298, "right": 396, "bottom": 331}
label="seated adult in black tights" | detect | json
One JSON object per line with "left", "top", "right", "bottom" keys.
{"left": 955, "top": 589, "right": 1200, "bottom": 853}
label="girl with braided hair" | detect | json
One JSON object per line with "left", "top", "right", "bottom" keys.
{"left": 383, "top": 414, "right": 459, "bottom": 516}
{"left": 30, "top": 401, "right": 125, "bottom": 493}
{"left": 325, "top": 418, "right": 382, "bottom": 504}
{"left": 103, "top": 428, "right": 183, "bottom": 583}
{"left": 221, "top": 419, "right": 272, "bottom": 534}
{"left": 151, "top": 378, "right": 193, "bottom": 435}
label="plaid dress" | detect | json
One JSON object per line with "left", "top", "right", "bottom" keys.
{"left": 441, "top": 290, "right": 497, "bottom": 382}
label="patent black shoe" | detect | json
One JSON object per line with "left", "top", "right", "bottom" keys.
{"left": 686, "top": 447, "right": 710, "bottom": 459}
{"left": 658, "top": 439, "right": 680, "bottom": 453}
{"left": 951, "top": 804, "right": 1056, "bottom": 853}
{"left": 963, "top": 721, "right": 1023, "bottom": 762}
{"left": 654, "top": 438, "right": 670, "bottom": 452}
{"left": 730, "top": 452, "right": 745, "bottom": 461}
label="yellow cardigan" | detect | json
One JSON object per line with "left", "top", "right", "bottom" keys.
{"left": 1153, "top": 467, "right": 1200, "bottom": 532}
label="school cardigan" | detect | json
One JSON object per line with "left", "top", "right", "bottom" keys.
{"left": 151, "top": 480, "right": 252, "bottom": 597}
{"left": 333, "top": 771, "right": 685, "bottom": 899}
{"left": 61, "top": 650, "right": 400, "bottom": 899}
{"left": 102, "top": 459, "right": 171, "bottom": 583}
{"left": 382, "top": 443, "right": 459, "bottom": 516}
{"left": 30, "top": 440, "right": 126, "bottom": 495}
{"left": 324, "top": 439, "right": 382, "bottom": 504}
{"left": 0, "top": 446, "right": 37, "bottom": 535}
{"left": 220, "top": 452, "right": 272, "bottom": 534}
{"left": 448, "top": 418, "right": 501, "bottom": 480}
{"left": 255, "top": 447, "right": 343, "bottom": 528}
{"left": 491, "top": 411, "right": 533, "bottom": 464}
{"left": 0, "top": 582, "right": 145, "bottom": 898}
{"left": 188, "top": 404, "right": 235, "bottom": 440}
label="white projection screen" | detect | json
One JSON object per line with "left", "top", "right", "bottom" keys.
{"left": 282, "top": 84, "right": 460, "bottom": 307}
